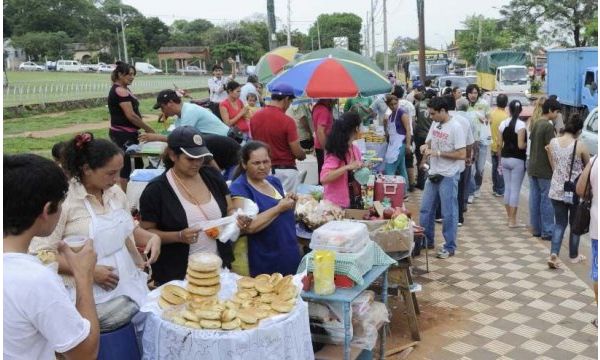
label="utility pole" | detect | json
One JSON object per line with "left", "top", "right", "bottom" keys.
{"left": 119, "top": 7, "right": 128, "bottom": 64}
{"left": 383, "top": 0, "right": 389, "bottom": 72}
{"left": 364, "top": 12, "right": 370, "bottom": 57}
{"left": 286, "top": 0, "right": 292, "bottom": 46}
{"left": 371, "top": 0, "right": 376, "bottom": 60}
{"left": 316, "top": 17, "right": 321, "bottom": 49}
{"left": 116, "top": 27, "right": 122, "bottom": 61}
{"left": 267, "top": 0, "right": 277, "bottom": 50}
{"left": 417, "top": 0, "right": 426, "bottom": 85}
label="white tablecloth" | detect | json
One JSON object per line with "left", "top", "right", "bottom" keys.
{"left": 139, "top": 273, "right": 314, "bottom": 360}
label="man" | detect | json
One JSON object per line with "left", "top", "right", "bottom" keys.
{"left": 414, "top": 90, "right": 433, "bottom": 189}
{"left": 4, "top": 154, "right": 100, "bottom": 359}
{"left": 250, "top": 83, "right": 306, "bottom": 193}
{"left": 286, "top": 100, "right": 314, "bottom": 150}
{"left": 395, "top": 85, "right": 417, "bottom": 191}
{"left": 312, "top": 98, "right": 335, "bottom": 180}
{"left": 453, "top": 86, "right": 468, "bottom": 110}
{"left": 528, "top": 98, "right": 560, "bottom": 240}
{"left": 207, "top": 64, "right": 234, "bottom": 118}
{"left": 406, "top": 81, "right": 423, "bottom": 103}
{"left": 490, "top": 93, "right": 508, "bottom": 197}
{"left": 465, "top": 84, "right": 491, "bottom": 202}
{"left": 153, "top": 89, "right": 230, "bottom": 137}
{"left": 419, "top": 97, "right": 466, "bottom": 259}
{"left": 240, "top": 74, "right": 262, "bottom": 107}
{"left": 440, "top": 79, "right": 452, "bottom": 97}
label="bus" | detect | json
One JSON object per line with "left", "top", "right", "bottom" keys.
{"left": 398, "top": 50, "right": 449, "bottom": 83}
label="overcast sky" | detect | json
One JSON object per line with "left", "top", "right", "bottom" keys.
{"left": 123, "top": 0, "right": 511, "bottom": 50}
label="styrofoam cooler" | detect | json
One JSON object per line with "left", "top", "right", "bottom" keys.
{"left": 374, "top": 175, "right": 405, "bottom": 208}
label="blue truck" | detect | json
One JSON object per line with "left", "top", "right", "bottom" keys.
{"left": 546, "top": 47, "right": 598, "bottom": 117}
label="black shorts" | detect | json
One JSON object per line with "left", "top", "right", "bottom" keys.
{"left": 109, "top": 129, "right": 142, "bottom": 180}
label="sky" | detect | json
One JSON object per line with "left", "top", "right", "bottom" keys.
{"left": 122, "top": 0, "right": 512, "bottom": 51}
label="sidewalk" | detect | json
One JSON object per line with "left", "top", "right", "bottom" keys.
{"left": 385, "top": 177, "right": 598, "bottom": 359}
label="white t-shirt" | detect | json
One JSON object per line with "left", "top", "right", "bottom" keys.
{"left": 498, "top": 117, "right": 527, "bottom": 134}
{"left": 449, "top": 111, "right": 475, "bottom": 146}
{"left": 426, "top": 117, "right": 467, "bottom": 177}
{"left": 4, "top": 253, "right": 90, "bottom": 360}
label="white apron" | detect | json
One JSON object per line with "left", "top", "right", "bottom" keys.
{"left": 67, "top": 198, "right": 148, "bottom": 307}
{"left": 385, "top": 110, "right": 406, "bottom": 163}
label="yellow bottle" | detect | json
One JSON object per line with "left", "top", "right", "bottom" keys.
{"left": 313, "top": 250, "right": 336, "bottom": 295}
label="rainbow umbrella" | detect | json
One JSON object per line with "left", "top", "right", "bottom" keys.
{"left": 289, "top": 47, "right": 382, "bottom": 73}
{"left": 267, "top": 56, "right": 392, "bottom": 98}
{"left": 255, "top": 46, "right": 298, "bottom": 83}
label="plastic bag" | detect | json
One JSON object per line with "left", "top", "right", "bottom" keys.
{"left": 352, "top": 290, "right": 375, "bottom": 318}
{"left": 351, "top": 301, "right": 389, "bottom": 350}
{"left": 219, "top": 199, "right": 259, "bottom": 243}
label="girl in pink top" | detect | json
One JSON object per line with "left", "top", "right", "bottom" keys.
{"left": 320, "top": 112, "right": 363, "bottom": 208}
{"left": 219, "top": 80, "right": 250, "bottom": 135}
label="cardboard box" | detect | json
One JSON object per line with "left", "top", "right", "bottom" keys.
{"left": 370, "top": 226, "right": 413, "bottom": 253}
{"left": 344, "top": 209, "right": 370, "bottom": 220}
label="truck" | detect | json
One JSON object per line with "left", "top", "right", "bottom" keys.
{"left": 475, "top": 50, "right": 530, "bottom": 94}
{"left": 546, "top": 47, "right": 598, "bottom": 118}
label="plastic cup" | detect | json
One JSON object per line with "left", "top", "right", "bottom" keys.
{"left": 63, "top": 235, "right": 87, "bottom": 253}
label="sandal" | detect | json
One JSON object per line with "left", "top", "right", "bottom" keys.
{"left": 547, "top": 254, "right": 560, "bottom": 269}
{"left": 569, "top": 255, "right": 586, "bottom": 264}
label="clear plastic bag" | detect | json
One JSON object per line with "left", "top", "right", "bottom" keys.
{"left": 351, "top": 301, "right": 389, "bottom": 350}
{"left": 219, "top": 199, "right": 259, "bottom": 243}
{"left": 310, "top": 221, "right": 369, "bottom": 253}
{"left": 352, "top": 290, "right": 375, "bottom": 318}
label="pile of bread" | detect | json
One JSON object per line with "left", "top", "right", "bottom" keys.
{"left": 158, "top": 253, "right": 299, "bottom": 331}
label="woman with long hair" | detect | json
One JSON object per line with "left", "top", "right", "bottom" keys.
{"left": 108, "top": 61, "right": 156, "bottom": 189}
{"left": 546, "top": 114, "right": 590, "bottom": 268}
{"left": 497, "top": 100, "right": 528, "bottom": 228}
{"left": 321, "top": 112, "right": 364, "bottom": 208}
{"left": 219, "top": 80, "right": 250, "bottom": 138}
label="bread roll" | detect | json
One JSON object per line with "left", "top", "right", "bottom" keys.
{"left": 172, "top": 316, "right": 187, "bottom": 326}
{"left": 221, "top": 317, "right": 241, "bottom": 330}
{"left": 276, "top": 285, "right": 297, "bottom": 301}
{"left": 195, "top": 309, "right": 221, "bottom": 320}
{"left": 254, "top": 308, "right": 269, "bottom": 320}
{"left": 269, "top": 273, "right": 283, "bottom": 286}
{"left": 224, "top": 300, "right": 239, "bottom": 310}
{"left": 221, "top": 308, "right": 237, "bottom": 322}
{"left": 187, "top": 283, "right": 220, "bottom": 296}
{"left": 239, "top": 288, "right": 258, "bottom": 298}
{"left": 200, "top": 319, "right": 221, "bottom": 329}
{"left": 237, "top": 276, "right": 255, "bottom": 289}
{"left": 183, "top": 310, "right": 200, "bottom": 322}
{"left": 274, "top": 276, "right": 293, "bottom": 293}
{"left": 158, "top": 296, "right": 174, "bottom": 309}
{"left": 258, "top": 293, "right": 277, "bottom": 304}
{"left": 236, "top": 309, "right": 258, "bottom": 324}
{"left": 271, "top": 299, "right": 295, "bottom": 313}
{"left": 236, "top": 291, "right": 254, "bottom": 300}
{"left": 255, "top": 281, "right": 274, "bottom": 294}
{"left": 188, "top": 253, "right": 222, "bottom": 272}
{"left": 255, "top": 274, "right": 271, "bottom": 282}
{"left": 240, "top": 321, "right": 258, "bottom": 330}
{"left": 161, "top": 284, "right": 190, "bottom": 305}
{"left": 187, "top": 268, "right": 220, "bottom": 279}
{"left": 186, "top": 275, "right": 220, "bottom": 287}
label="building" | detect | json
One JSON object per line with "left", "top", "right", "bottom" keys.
{"left": 68, "top": 43, "right": 109, "bottom": 63}
{"left": 3, "top": 39, "right": 27, "bottom": 70}
{"left": 157, "top": 46, "right": 210, "bottom": 72}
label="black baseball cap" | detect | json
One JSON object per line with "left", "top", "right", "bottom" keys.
{"left": 167, "top": 126, "right": 213, "bottom": 159}
{"left": 153, "top": 89, "right": 179, "bottom": 109}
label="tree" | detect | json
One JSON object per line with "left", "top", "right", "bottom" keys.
{"left": 11, "top": 31, "right": 73, "bottom": 60}
{"left": 455, "top": 15, "right": 512, "bottom": 65}
{"left": 500, "top": 0, "right": 598, "bottom": 47}
{"left": 308, "top": 13, "right": 362, "bottom": 52}
{"left": 276, "top": 30, "right": 309, "bottom": 52}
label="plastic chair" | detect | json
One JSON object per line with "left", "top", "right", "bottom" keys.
{"left": 98, "top": 322, "right": 140, "bottom": 360}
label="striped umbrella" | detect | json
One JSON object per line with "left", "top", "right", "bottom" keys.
{"left": 267, "top": 56, "right": 392, "bottom": 98}
{"left": 255, "top": 46, "right": 298, "bottom": 83}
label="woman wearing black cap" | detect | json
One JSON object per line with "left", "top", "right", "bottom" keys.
{"left": 139, "top": 126, "right": 236, "bottom": 284}
{"left": 108, "top": 61, "right": 155, "bottom": 190}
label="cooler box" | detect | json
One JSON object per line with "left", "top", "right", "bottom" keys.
{"left": 374, "top": 175, "right": 405, "bottom": 208}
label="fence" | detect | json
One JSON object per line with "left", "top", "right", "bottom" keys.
{"left": 3, "top": 75, "right": 211, "bottom": 107}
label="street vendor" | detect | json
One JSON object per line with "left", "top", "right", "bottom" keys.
{"left": 230, "top": 141, "right": 301, "bottom": 276}
{"left": 30, "top": 133, "right": 161, "bottom": 333}
{"left": 320, "top": 112, "right": 364, "bottom": 209}
{"left": 384, "top": 94, "right": 412, "bottom": 182}
{"left": 139, "top": 127, "right": 237, "bottom": 285}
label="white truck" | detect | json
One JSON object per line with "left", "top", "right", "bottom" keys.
{"left": 135, "top": 62, "right": 163, "bottom": 75}
{"left": 476, "top": 51, "right": 530, "bottom": 94}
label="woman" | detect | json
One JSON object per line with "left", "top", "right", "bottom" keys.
{"left": 30, "top": 133, "right": 161, "bottom": 332}
{"left": 108, "top": 61, "right": 156, "bottom": 189}
{"left": 498, "top": 100, "right": 527, "bottom": 228}
{"left": 139, "top": 126, "right": 235, "bottom": 285}
{"left": 546, "top": 114, "right": 590, "bottom": 268}
{"left": 219, "top": 80, "right": 250, "bottom": 139}
{"left": 383, "top": 95, "right": 412, "bottom": 181}
{"left": 577, "top": 155, "right": 598, "bottom": 327}
{"left": 230, "top": 141, "right": 300, "bottom": 276}
{"left": 321, "top": 112, "right": 363, "bottom": 208}
{"left": 527, "top": 96, "right": 546, "bottom": 163}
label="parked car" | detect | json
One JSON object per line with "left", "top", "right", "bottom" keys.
{"left": 19, "top": 61, "right": 45, "bottom": 71}
{"left": 46, "top": 61, "right": 57, "bottom": 71}
{"left": 135, "top": 62, "right": 163, "bottom": 75}
{"left": 97, "top": 64, "right": 115, "bottom": 73}
{"left": 432, "top": 75, "right": 477, "bottom": 96}
{"left": 464, "top": 69, "right": 477, "bottom": 77}
{"left": 56, "top": 60, "right": 82, "bottom": 72}
{"left": 81, "top": 63, "right": 105, "bottom": 72}
{"left": 581, "top": 107, "right": 598, "bottom": 156}
{"left": 177, "top": 66, "right": 206, "bottom": 75}
{"left": 482, "top": 91, "right": 534, "bottom": 120}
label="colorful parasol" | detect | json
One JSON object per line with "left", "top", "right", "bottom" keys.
{"left": 289, "top": 47, "right": 382, "bottom": 73}
{"left": 267, "top": 56, "right": 392, "bottom": 98}
{"left": 255, "top": 46, "right": 298, "bottom": 83}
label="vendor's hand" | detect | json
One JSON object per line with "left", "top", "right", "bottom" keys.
{"left": 346, "top": 161, "right": 362, "bottom": 171}
{"left": 94, "top": 265, "right": 119, "bottom": 291}
{"left": 138, "top": 132, "right": 157, "bottom": 143}
{"left": 277, "top": 195, "right": 296, "bottom": 213}
{"left": 144, "top": 234, "right": 161, "bottom": 265}
{"left": 420, "top": 144, "right": 429, "bottom": 155}
{"left": 58, "top": 240, "right": 97, "bottom": 285}
{"left": 180, "top": 227, "right": 201, "bottom": 245}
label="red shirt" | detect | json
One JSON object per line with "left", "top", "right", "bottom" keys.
{"left": 250, "top": 105, "right": 299, "bottom": 167}
{"left": 312, "top": 103, "right": 333, "bottom": 149}
{"left": 220, "top": 98, "right": 249, "bottom": 133}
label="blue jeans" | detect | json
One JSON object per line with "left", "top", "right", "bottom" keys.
{"left": 550, "top": 199, "right": 581, "bottom": 258}
{"left": 469, "top": 144, "right": 488, "bottom": 195}
{"left": 420, "top": 173, "right": 459, "bottom": 253}
{"left": 491, "top": 151, "right": 504, "bottom": 195}
{"left": 529, "top": 176, "right": 554, "bottom": 237}
{"left": 384, "top": 144, "right": 408, "bottom": 181}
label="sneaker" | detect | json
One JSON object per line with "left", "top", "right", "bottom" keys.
{"left": 474, "top": 190, "right": 481, "bottom": 198}
{"left": 547, "top": 254, "right": 560, "bottom": 269}
{"left": 467, "top": 195, "right": 474, "bottom": 204}
{"left": 493, "top": 192, "right": 504, "bottom": 197}
{"left": 436, "top": 249, "right": 454, "bottom": 259}
{"left": 435, "top": 218, "right": 443, "bottom": 223}
{"left": 541, "top": 235, "right": 552, "bottom": 241}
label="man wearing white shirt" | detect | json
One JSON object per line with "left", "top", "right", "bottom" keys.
{"left": 208, "top": 64, "right": 234, "bottom": 118}
{"left": 4, "top": 154, "right": 100, "bottom": 360}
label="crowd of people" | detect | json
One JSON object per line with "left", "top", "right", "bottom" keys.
{"left": 4, "top": 60, "right": 598, "bottom": 358}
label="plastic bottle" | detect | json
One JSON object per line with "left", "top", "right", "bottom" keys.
{"left": 313, "top": 250, "right": 336, "bottom": 295}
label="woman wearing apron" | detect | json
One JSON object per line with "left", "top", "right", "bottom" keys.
{"left": 30, "top": 133, "right": 161, "bottom": 332}
{"left": 383, "top": 95, "right": 412, "bottom": 181}
{"left": 230, "top": 141, "right": 301, "bottom": 276}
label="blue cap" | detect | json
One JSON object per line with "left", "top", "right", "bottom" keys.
{"left": 270, "top": 83, "right": 296, "bottom": 98}
{"left": 412, "top": 80, "right": 422, "bottom": 89}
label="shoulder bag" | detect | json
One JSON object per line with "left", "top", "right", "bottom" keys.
{"left": 562, "top": 140, "right": 578, "bottom": 205}
{"left": 572, "top": 156, "right": 596, "bottom": 235}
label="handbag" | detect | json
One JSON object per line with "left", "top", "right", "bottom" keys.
{"left": 562, "top": 140, "right": 578, "bottom": 205}
{"left": 572, "top": 157, "right": 596, "bottom": 235}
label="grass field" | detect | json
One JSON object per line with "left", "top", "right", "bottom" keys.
{"left": 3, "top": 90, "right": 209, "bottom": 157}
{"left": 3, "top": 71, "right": 211, "bottom": 107}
